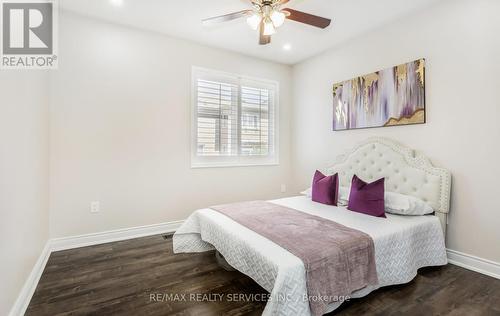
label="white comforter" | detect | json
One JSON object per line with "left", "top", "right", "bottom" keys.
{"left": 173, "top": 196, "right": 447, "bottom": 316}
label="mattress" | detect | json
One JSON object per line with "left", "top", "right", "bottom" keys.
{"left": 173, "top": 196, "right": 447, "bottom": 316}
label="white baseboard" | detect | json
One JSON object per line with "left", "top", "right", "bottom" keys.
{"left": 50, "top": 220, "right": 184, "bottom": 252}
{"left": 9, "top": 220, "right": 184, "bottom": 316}
{"left": 8, "top": 241, "right": 51, "bottom": 316}
{"left": 447, "top": 249, "right": 500, "bottom": 280}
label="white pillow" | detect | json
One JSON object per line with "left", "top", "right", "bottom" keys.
{"left": 385, "top": 191, "right": 434, "bottom": 215}
{"left": 301, "top": 186, "right": 432, "bottom": 215}
{"left": 339, "top": 186, "right": 433, "bottom": 215}
{"left": 338, "top": 186, "right": 349, "bottom": 206}
{"left": 300, "top": 187, "right": 312, "bottom": 197}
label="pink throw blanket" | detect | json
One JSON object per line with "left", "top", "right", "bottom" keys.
{"left": 211, "top": 200, "right": 378, "bottom": 316}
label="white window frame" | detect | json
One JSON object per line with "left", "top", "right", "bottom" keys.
{"left": 191, "top": 66, "right": 279, "bottom": 168}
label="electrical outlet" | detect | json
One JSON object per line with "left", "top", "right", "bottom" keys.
{"left": 280, "top": 184, "right": 287, "bottom": 193}
{"left": 90, "top": 201, "right": 100, "bottom": 213}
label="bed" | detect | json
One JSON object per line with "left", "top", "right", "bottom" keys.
{"left": 173, "top": 137, "right": 452, "bottom": 315}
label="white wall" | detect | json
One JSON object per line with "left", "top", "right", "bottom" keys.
{"left": 0, "top": 71, "right": 50, "bottom": 315}
{"left": 292, "top": 0, "right": 500, "bottom": 262}
{"left": 49, "top": 12, "right": 293, "bottom": 238}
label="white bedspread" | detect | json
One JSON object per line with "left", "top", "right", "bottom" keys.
{"left": 173, "top": 196, "right": 447, "bottom": 315}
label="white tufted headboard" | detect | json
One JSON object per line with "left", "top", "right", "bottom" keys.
{"left": 326, "top": 137, "right": 451, "bottom": 237}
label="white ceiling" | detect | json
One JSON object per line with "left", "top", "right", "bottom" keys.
{"left": 61, "top": 0, "right": 441, "bottom": 65}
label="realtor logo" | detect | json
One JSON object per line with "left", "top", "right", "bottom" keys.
{"left": 1, "top": 0, "right": 57, "bottom": 69}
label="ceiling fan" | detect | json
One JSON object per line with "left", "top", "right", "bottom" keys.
{"left": 202, "top": 0, "right": 331, "bottom": 45}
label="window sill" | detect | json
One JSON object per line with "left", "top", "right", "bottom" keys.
{"left": 191, "top": 162, "right": 280, "bottom": 169}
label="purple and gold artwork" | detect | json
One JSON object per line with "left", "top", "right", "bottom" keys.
{"left": 333, "top": 59, "right": 425, "bottom": 131}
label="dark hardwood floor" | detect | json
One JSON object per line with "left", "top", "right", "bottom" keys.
{"left": 27, "top": 235, "right": 500, "bottom": 316}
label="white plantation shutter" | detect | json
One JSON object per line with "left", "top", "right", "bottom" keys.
{"left": 196, "top": 79, "right": 238, "bottom": 156}
{"left": 192, "top": 68, "right": 278, "bottom": 167}
{"left": 240, "top": 84, "right": 273, "bottom": 156}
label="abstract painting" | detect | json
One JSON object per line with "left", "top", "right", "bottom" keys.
{"left": 333, "top": 59, "right": 425, "bottom": 131}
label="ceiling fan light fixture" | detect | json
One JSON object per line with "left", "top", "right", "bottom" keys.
{"left": 246, "top": 13, "right": 262, "bottom": 30}
{"left": 270, "top": 10, "right": 285, "bottom": 27}
{"left": 263, "top": 19, "right": 276, "bottom": 35}
{"left": 201, "top": 2, "right": 332, "bottom": 46}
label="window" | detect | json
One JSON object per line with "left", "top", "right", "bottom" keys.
{"left": 191, "top": 67, "right": 279, "bottom": 168}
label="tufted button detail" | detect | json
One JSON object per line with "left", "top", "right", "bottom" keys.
{"left": 323, "top": 140, "right": 449, "bottom": 215}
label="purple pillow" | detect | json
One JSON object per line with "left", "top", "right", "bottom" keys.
{"left": 348, "top": 175, "right": 386, "bottom": 218}
{"left": 311, "top": 170, "right": 339, "bottom": 205}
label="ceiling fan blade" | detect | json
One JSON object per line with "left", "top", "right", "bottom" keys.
{"left": 282, "top": 8, "right": 331, "bottom": 29}
{"left": 278, "top": 0, "right": 290, "bottom": 4}
{"left": 259, "top": 21, "right": 271, "bottom": 45}
{"left": 240, "top": 0, "right": 259, "bottom": 4}
{"left": 202, "top": 10, "right": 253, "bottom": 26}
